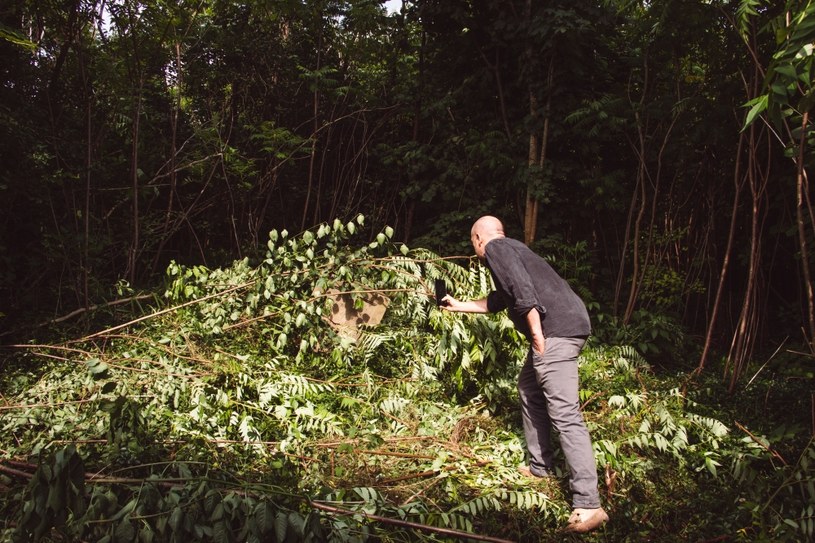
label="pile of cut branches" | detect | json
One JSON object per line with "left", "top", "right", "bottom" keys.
{"left": 1, "top": 217, "right": 811, "bottom": 542}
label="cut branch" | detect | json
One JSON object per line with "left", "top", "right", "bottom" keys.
{"left": 310, "top": 501, "right": 515, "bottom": 543}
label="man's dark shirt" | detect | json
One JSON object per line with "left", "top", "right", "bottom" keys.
{"left": 484, "top": 237, "right": 591, "bottom": 339}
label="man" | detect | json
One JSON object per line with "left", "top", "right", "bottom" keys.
{"left": 441, "top": 215, "right": 608, "bottom": 533}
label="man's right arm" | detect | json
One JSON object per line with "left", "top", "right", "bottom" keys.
{"left": 441, "top": 296, "right": 490, "bottom": 314}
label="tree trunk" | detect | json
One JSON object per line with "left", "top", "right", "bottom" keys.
{"left": 403, "top": 26, "right": 426, "bottom": 244}
{"left": 613, "top": 170, "right": 639, "bottom": 316}
{"left": 524, "top": 60, "right": 553, "bottom": 245}
{"left": 84, "top": 83, "right": 92, "bottom": 309}
{"left": 726, "top": 122, "right": 770, "bottom": 392}
{"left": 524, "top": 96, "right": 539, "bottom": 246}
{"left": 128, "top": 91, "right": 141, "bottom": 286}
{"left": 615, "top": 52, "right": 649, "bottom": 320}
{"left": 119, "top": 0, "right": 144, "bottom": 286}
{"left": 622, "top": 152, "right": 647, "bottom": 325}
{"left": 77, "top": 35, "right": 92, "bottom": 311}
{"left": 795, "top": 112, "right": 815, "bottom": 350}
{"left": 621, "top": 101, "right": 651, "bottom": 325}
{"left": 697, "top": 130, "right": 745, "bottom": 373}
{"left": 302, "top": 24, "right": 322, "bottom": 231}
{"left": 152, "top": 41, "right": 182, "bottom": 274}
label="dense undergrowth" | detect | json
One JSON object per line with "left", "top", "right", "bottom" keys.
{"left": 1, "top": 216, "right": 813, "bottom": 542}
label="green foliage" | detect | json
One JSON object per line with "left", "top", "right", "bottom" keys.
{"left": 582, "top": 346, "right": 728, "bottom": 479}
{"left": 14, "top": 446, "right": 86, "bottom": 542}
{"left": 0, "top": 23, "right": 37, "bottom": 51}
{"left": 1, "top": 220, "right": 813, "bottom": 542}
{"left": 0, "top": 0, "right": 810, "bottom": 393}
{"left": 741, "top": 0, "right": 815, "bottom": 131}
{"left": 728, "top": 435, "right": 815, "bottom": 541}
{"left": 591, "top": 308, "right": 689, "bottom": 366}
{"left": 15, "top": 455, "right": 326, "bottom": 543}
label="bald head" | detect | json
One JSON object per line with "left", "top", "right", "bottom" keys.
{"left": 471, "top": 216, "right": 504, "bottom": 238}
{"left": 470, "top": 215, "right": 505, "bottom": 259}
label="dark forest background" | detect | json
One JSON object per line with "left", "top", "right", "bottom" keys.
{"left": 3, "top": 2, "right": 815, "bottom": 541}
{"left": 2, "top": 0, "right": 815, "bottom": 389}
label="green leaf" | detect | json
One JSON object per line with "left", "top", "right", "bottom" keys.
{"left": 774, "top": 63, "right": 799, "bottom": 79}
{"left": 169, "top": 506, "right": 184, "bottom": 532}
{"left": 0, "top": 25, "right": 37, "bottom": 50}
{"left": 275, "top": 511, "right": 288, "bottom": 542}
{"left": 796, "top": 43, "right": 815, "bottom": 60}
{"left": 743, "top": 94, "right": 768, "bottom": 128}
{"left": 255, "top": 502, "right": 275, "bottom": 535}
{"left": 111, "top": 498, "right": 137, "bottom": 521}
{"left": 770, "top": 81, "right": 789, "bottom": 100}
{"left": 704, "top": 456, "right": 719, "bottom": 477}
{"left": 213, "top": 521, "right": 229, "bottom": 543}
{"left": 86, "top": 358, "right": 110, "bottom": 379}
{"left": 115, "top": 519, "right": 136, "bottom": 542}
{"left": 784, "top": 518, "right": 799, "bottom": 529}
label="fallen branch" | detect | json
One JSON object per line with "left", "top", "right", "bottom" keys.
{"left": 735, "top": 421, "right": 788, "bottom": 466}
{"left": 0, "top": 294, "right": 155, "bottom": 337}
{"left": 0, "top": 464, "right": 191, "bottom": 490}
{"left": 379, "top": 459, "right": 492, "bottom": 486}
{"left": 0, "top": 463, "right": 34, "bottom": 480}
{"left": 78, "top": 282, "right": 255, "bottom": 340}
{"left": 314, "top": 436, "right": 434, "bottom": 448}
{"left": 379, "top": 468, "right": 440, "bottom": 485}
{"left": 2, "top": 460, "right": 512, "bottom": 542}
{"left": 355, "top": 449, "right": 435, "bottom": 460}
{"left": 0, "top": 398, "right": 98, "bottom": 412}
{"left": 310, "top": 500, "right": 515, "bottom": 543}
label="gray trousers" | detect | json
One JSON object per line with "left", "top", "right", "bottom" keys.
{"left": 517, "top": 337, "right": 601, "bottom": 509}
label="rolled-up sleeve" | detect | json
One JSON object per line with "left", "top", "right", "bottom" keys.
{"left": 486, "top": 291, "right": 507, "bottom": 313}
{"left": 485, "top": 241, "right": 546, "bottom": 317}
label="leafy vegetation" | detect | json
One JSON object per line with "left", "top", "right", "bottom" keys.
{"left": 1, "top": 220, "right": 812, "bottom": 542}
{"left": 2, "top": 0, "right": 815, "bottom": 540}
{"left": 0, "top": 0, "right": 812, "bottom": 373}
